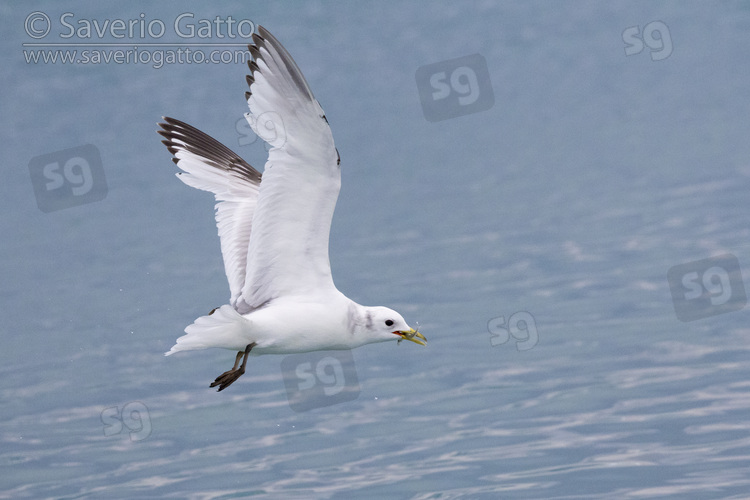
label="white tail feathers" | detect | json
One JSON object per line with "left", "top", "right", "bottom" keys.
{"left": 165, "top": 305, "right": 252, "bottom": 355}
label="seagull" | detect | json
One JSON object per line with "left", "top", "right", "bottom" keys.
{"left": 157, "top": 26, "right": 426, "bottom": 391}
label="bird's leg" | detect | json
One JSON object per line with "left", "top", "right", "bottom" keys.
{"left": 210, "top": 342, "right": 256, "bottom": 392}
{"left": 230, "top": 350, "right": 245, "bottom": 371}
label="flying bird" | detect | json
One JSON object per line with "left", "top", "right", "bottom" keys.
{"left": 157, "top": 26, "right": 426, "bottom": 391}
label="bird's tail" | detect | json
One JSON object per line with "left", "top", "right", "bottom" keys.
{"left": 165, "top": 305, "right": 252, "bottom": 355}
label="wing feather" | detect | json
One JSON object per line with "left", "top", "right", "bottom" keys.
{"left": 239, "top": 26, "right": 340, "bottom": 311}
{"left": 157, "top": 26, "right": 340, "bottom": 315}
{"left": 157, "top": 117, "right": 261, "bottom": 310}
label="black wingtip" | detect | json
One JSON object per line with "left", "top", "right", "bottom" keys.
{"left": 156, "top": 116, "right": 262, "bottom": 185}
{"left": 251, "top": 32, "right": 265, "bottom": 46}
{"left": 248, "top": 44, "right": 261, "bottom": 61}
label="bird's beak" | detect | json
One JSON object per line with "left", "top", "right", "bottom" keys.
{"left": 394, "top": 328, "right": 427, "bottom": 346}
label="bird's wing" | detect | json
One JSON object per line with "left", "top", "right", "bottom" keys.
{"left": 240, "top": 25, "right": 341, "bottom": 312}
{"left": 158, "top": 117, "right": 262, "bottom": 311}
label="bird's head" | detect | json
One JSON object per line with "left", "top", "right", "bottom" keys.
{"left": 361, "top": 306, "right": 427, "bottom": 346}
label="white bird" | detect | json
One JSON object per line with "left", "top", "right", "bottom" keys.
{"left": 157, "top": 26, "right": 426, "bottom": 391}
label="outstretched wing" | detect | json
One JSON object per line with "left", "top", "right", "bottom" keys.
{"left": 157, "top": 117, "right": 262, "bottom": 311}
{"left": 239, "top": 26, "right": 341, "bottom": 312}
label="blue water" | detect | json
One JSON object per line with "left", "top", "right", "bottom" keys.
{"left": 4, "top": 1, "right": 750, "bottom": 498}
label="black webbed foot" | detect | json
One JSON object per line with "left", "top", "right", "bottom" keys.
{"left": 210, "top": 342, "right": 256, "bottom": 392}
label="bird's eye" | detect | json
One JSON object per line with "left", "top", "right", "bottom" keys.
{"left": 385, "top": 319, "right": 394, "bottom": 327}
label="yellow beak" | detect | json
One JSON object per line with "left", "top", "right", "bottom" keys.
{"left": 395, "top": 328, "right": 427, "bottom": 346}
